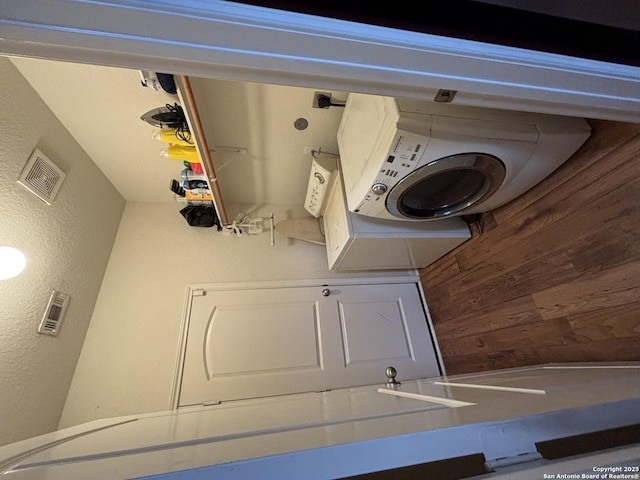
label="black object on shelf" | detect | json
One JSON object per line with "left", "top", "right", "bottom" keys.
{"left": 141, "top": 103, "right": 188, "bottom": 129}
{"left": 170, "top": 179, "right": 186, "bottom": 197}
{"left": 156, "top": 73, "right": 177, "bottom": 94}
{"left": 180, "top": 205, "right": 221, "bottom": 229}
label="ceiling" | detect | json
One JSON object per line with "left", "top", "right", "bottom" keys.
{"left": 10, "top": 57, "right": 346, "bottom": 207}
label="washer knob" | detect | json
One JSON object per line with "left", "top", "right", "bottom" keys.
{"left": 371, "top": 183, "right": 387, "bottom": 195}
{"left": 313, "top": 172, "right": 325, "bottom": 184}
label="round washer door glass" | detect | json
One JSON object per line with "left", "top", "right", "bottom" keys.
{"left": 386, "top": 153, "right": 506, "bottom": 219}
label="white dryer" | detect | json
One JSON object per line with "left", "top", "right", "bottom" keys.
{"left": 337, "top": 94, "right": 591, "bottom": 221}
{"left": 276, "top": 157, "right": 471, "bottom": 270}
{"left": 322, "top": 172, "right": 470, "bottom": 271}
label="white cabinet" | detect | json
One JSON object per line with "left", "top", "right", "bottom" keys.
{"left": 178, "top": 282, "right": 440, "bottom": 406}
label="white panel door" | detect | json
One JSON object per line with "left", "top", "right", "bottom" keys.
{"left": 179, "top": 283, "right": 439, "bottom": 406}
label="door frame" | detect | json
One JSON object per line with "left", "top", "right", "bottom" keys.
{"left": 1, "top": 1, "right": 640, "bottom": 122}
{"left": 169, "top": 275, "right": 444, "bottom": 409}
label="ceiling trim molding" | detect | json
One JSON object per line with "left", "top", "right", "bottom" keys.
{"left": 1, "top": 0, "right": 640, "bottom": 121}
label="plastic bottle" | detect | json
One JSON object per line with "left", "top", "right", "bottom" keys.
{"left": 153, "top": 128, "right": 194, "bottom": 147}
{"left": 160, "top": 148, "right": 200, "bottom": 164}
{"left": 180, "top": 168, "right": 207, "bottom": 182}
{"left": 167, "top": 144, "right": 200, "bottom": 162}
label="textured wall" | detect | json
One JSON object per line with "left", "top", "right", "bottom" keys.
{"left": 59, "top": 201, "right": 411, "bottom": 428}
{"left": 0, "top": 58, "right": 125, "bottom": 446}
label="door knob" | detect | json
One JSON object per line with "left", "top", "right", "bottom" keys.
{"left": 385, "top": 366, "right": 401, "bottom": 388}
{"left": 322, "top": 288, "right": 330, "bottom": 297}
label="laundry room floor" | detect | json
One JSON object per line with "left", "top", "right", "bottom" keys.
{"left": 420, "top": 119, "right": 640, "bottom": 375}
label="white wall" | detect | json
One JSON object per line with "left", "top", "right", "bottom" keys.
{"left": 59, "top": 201, "right": 410, "bottom": 428}
{"left": 0, "top": 57, "right": 125, "bottom": 446}
{"left": 9, "top": 58, "right": 349, "bottom": 207}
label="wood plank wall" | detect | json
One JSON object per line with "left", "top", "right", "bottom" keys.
{"left": 420, "top": 120, "right": 640, "bottom": 375}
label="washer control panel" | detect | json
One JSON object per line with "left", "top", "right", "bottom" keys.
{"left": 304, "top": 157, "right": 337, "bottom": 217}
{"left": 353, "top": 131, "right": 429, "bottom": 217}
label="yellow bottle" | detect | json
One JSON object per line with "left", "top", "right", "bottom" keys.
{"left": 167, "top": 144, "right": 200, "bottom": 163}
{"left": 154, "top": 128, "right": 194, "bottom": 147}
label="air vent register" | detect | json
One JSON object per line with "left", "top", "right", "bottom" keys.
{"left": 17, "top": 149, "right": 65, "bottom": 205}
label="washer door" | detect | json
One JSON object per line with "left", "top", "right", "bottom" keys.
{"left": 386, "top": 153, "right": 506, "bottom": 219}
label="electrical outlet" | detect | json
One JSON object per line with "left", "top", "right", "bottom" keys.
{"left": 304, "top": 146, "right": 320, "bottom": 156}
{"left": 312, "top": 92, "right": 332, "bottom": 109}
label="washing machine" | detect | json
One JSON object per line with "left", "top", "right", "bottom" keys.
{"left": 337, "top": 94, "right": 591, "bottom": 221}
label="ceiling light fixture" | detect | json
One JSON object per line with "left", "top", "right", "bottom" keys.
{"left": 0, "top": 246, "right": 27, "bottom": 280}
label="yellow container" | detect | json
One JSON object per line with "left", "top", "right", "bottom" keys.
{"left": 185, "top": 188, "right": 213, "bottom": 202}
{"left": 167, "top": 144, "right": 200, "bottom": 163}
{"left": 156, "top": 128, "right": 194, "bottom": 147}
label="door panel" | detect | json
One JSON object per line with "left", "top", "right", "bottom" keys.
{"left": 180, "top": 287, "right": 340, "bottom": 405}
{"left": 179, "top": 283, "right": 440, "bottom": 406}
{"left": 335, "top": 284, "right": 439, "bottom": 382}
{"left": 203, "top": 301, "right": 323, "bottom": 376}
{"left": 339, "top": 299, "right": 414, "bottom": 365}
